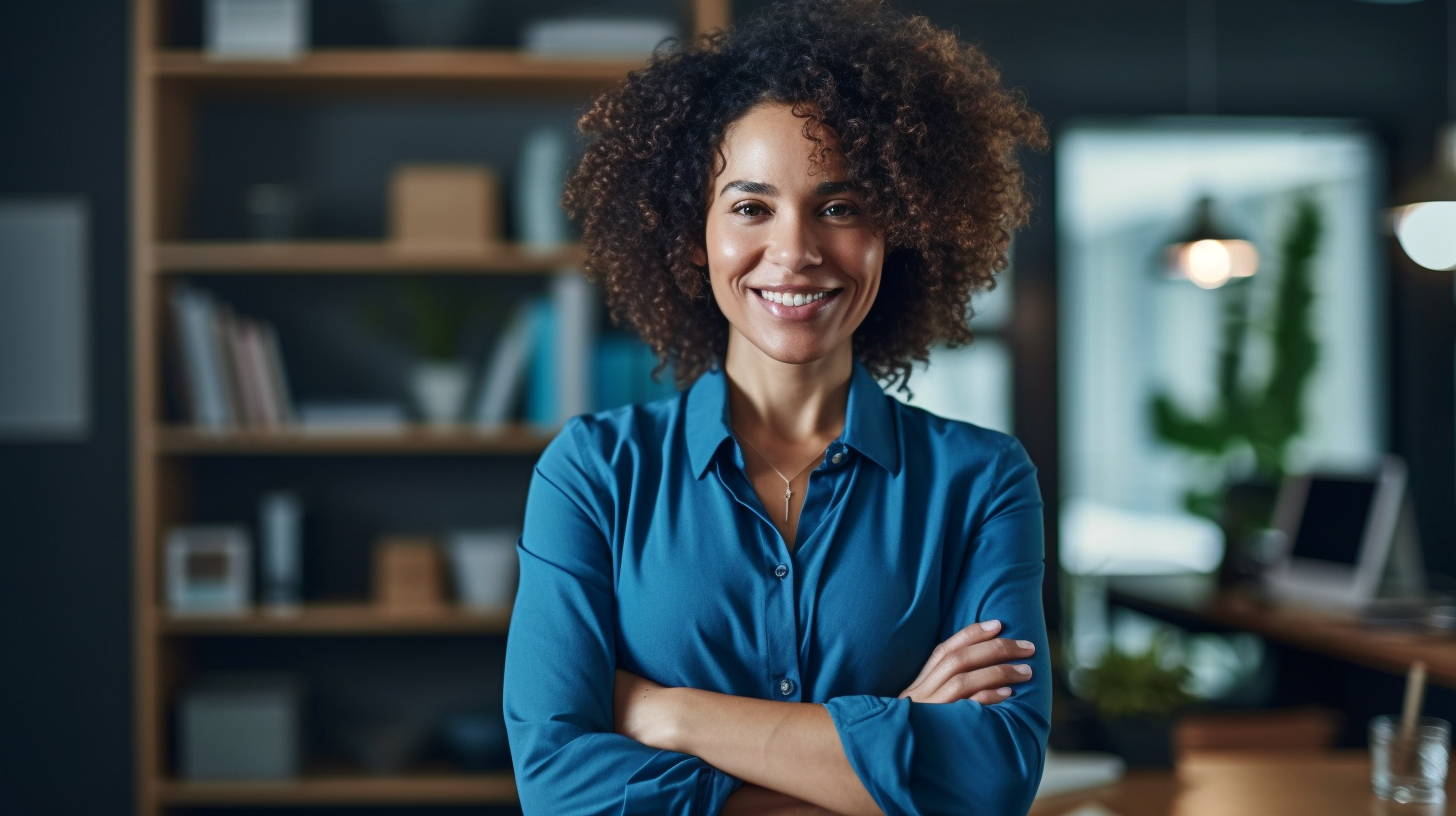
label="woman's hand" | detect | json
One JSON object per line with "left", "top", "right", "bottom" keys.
{"left": 897, "top": 619, "right": 1035, "bottom": 704}
{"left": 613, "top": 668, "right": 677, "bottom": 750}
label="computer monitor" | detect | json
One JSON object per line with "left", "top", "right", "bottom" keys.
{"left": 1262, "top": 456, "right": 1424, "bottom": 612}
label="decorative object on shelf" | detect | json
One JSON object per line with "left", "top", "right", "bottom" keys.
{"left": 180, "top": 672, "right": 302, "bottom": 780}
{"left": 446, "top": 529, "right": 518, "bottom": 609}
{"left": 1163, "top": 196, "right": 1259, "bottom": 289}
{"left": 1149, "top": 196, "right": 1322, "bottom": 520}
{"left": 389, "top": 164, "right": 502, "bottom": 252}
{"left": 411, "top": 359, "right": 471, "bottom": 425}
{"left": 296, "top": 400, "right": 407, "bottom": 432}
{"left": 377, "top": 0, "right": 488, "bottom": 48}
{"left": 373, "top": 536, "right": 448, "bottom": 611}
{"left": 515, "top": 128, "right": 572, "bottom": 252}
{"left": 520, "top": 17, "right": 676, "bottom": 58}
{"left": 205, "top": 0, "right": 309, "bottom": 61}
{"left": 439, "top": 708, "right": 511, "bottom": 771}
{"left": 259, "top": 491, "right": 303, "bottom": 611}
{"left": 166, "top": 525, "right": 253, "bottom": 614}
{"left": 245, "top": 182, "right": 305, "bottom": 241}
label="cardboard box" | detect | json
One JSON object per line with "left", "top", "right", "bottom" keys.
{"left": 373, "top": 536, "right": 447, "bottom": 610}
{"left": 389, "top": 165, "right": 501, "bottom": 251}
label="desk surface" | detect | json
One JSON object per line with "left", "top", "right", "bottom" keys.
{"left": 1031, "top": 752, "right": 1450, "bottom": 816}
{"left": 1107, "top": 574, "right": 1456, "bottom": 689}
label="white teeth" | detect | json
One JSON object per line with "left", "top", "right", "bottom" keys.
{"left": 758, "top": 290, "right": 831, "bottom": 306}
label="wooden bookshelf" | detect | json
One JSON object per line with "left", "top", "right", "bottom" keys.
{"left": 160, "top": 603, "right": 511, "bottom": 636}
{"left": 155, "top": 241, "right": 584, "bottom": 274}
{"left": 131, "top": 2, "right": 730, "bottom": 814}
{"left": 156, "top": 423, "right": 555, "bottom": 455}
{"left": 157, "top": 769, "right": 518, "bottom": 806}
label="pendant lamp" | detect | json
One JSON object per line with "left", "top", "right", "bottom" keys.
{"left": 1391, "top": 0, "right": 1456, "bottom": 271}
{"left": 1166, "top": 196, "right": 1260, "bottom": 289}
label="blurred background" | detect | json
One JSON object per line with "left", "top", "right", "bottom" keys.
{"left": 1, "top": 0, "right": 1453, "bottom": 813}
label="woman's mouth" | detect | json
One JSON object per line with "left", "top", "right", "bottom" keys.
{"left": 752, "top": 287, "right": 842, "bottom": 320}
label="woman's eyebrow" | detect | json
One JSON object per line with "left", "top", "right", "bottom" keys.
{"left": 719, "top": 180, "right": 776, "bottom": 197}
{"left": 717, "top": 180, "right": 856, "bottom": 197}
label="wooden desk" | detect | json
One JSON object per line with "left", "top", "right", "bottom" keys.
{"left": 1031, "top": 752, "right": 1451, "bottom": 816}
{"left": 1107, "top": 574, "right": 1456, "bottom": 688}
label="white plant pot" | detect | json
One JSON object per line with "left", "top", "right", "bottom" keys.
{"left": 447, "top": 530, "right": 518, "bottom": 610}
{"left": 410, "top": 360, "right": 469, "bottom": 426}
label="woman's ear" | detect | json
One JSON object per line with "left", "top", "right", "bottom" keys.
{"left": 690, "top": 244, "right": 707, "bottom": 267}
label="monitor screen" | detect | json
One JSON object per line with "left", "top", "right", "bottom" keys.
{"left": 1288, "top": 477, "right": 1377, "bottom": 567}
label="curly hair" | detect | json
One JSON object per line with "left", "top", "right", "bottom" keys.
{"left": 563, "top": 0, "right": 1046, "bottom": 391}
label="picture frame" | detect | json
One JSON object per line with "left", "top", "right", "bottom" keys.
{"left": 166, "top": 525, "right": 253, "bottom": 614}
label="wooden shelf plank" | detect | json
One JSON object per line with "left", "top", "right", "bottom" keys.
{"left": 151, "top": 49, "right": 644, "bottom": 92}
{"left": 156, "top": 424, "right": 555, "bottom": 456}
{"left": 157, "top": 770, "right": 517, "bottom": 806}
{"left": 160, "top": 602, "right": 511, "bottom": 636}
{"left": 155, "top": 241, "right": 584, "bottom": 274}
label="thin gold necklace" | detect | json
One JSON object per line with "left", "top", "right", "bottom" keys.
{"left": 733, "top": 431, "right": 828, "bottom": 522}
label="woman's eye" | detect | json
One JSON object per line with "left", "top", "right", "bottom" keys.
{"left": 733, "top": 203, "right": 767, "bottom": 217}
{"left": 822, "top": 202, "right": 858, "bottom": 217}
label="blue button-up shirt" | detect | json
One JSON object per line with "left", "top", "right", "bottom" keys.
{"left": 503, "top": 361, "right": 1050, "bottom": 816}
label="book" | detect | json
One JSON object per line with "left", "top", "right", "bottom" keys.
{"left": 525, "top": 274, "right": 597, "bottom": 428}
{"left": 171, "top": 287, "right": 234, "bottom": 430}
{"left": 258, "top": 321, "right": 295, "bottom": 425}
{"left": 470, "top": 301, "right": 535, "bottom": 427}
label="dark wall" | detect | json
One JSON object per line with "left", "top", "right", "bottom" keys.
{"left": 0, "top": 2, "right": 133, "bottom": 815}
{"left": 1, "top": 1, "right": 1449, "bottom": 814}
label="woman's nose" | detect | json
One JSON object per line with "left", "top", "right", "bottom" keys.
{"left": 767, "top": 211, "right": 823, "bottom": 272}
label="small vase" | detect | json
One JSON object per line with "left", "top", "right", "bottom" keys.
{"left": 410, "top": 360, "right": 469, "bottom": 426}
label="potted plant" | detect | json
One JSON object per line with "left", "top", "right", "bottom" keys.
{"left": 359, "top": 280, "right": 493, "bottom": 426}
{"left": 1075, "top": 637, "right": 1197, "bottom": 767}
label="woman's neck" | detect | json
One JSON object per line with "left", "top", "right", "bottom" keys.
{"left": 723, "top": 333, "right": 852, "bottom": 444}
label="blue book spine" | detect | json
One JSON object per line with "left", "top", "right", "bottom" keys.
{"left": 524, "top": 298, "right": 556, "bottom": 427}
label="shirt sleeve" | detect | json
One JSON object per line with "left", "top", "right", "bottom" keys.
{"left": 822, "top": 436, "right": 1051, "bottom": 816}
{"left": 503, "top": 418, "right": 744, "bottom": 816}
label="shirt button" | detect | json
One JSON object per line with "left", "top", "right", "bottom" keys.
{"left": 831, "top": 452, "right": 844, "bottom": 464}
{"left": 773, "top": 564, "right": 789, "bottom": 579}
{"left": 778, "top": 678, "right": 796, "bottom": 696}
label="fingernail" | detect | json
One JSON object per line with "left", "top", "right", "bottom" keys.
{"left": 997, "top": 687, "right": 1012, "bottom": 696}
{"left": 1016, "top": 640, "right": 1034, "bottom": 650}
{"left": 981, "top": 620, "right": 1001, "bottom": 631}
{"left": 1013, "top": 664, "right": 1032, "bottom": 676}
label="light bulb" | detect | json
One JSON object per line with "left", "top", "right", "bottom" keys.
{"left": 1169, "top": 239, "right": 1259, "bottom": 289}
{"left": 1394, "top": 202, "right": 1456, "bottom": 271}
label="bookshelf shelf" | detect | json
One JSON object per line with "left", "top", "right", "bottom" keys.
{"left": 156, "top": 241, "right": 584, "bottom": 274}
{"left": 156, "top": 424, "right": 555, "bottom": 456}
{"left": 160, "top": 602, "right": 512, "bottom": 636}
{"left": 156, "top": 769, "right": 518, "bottom": 806}
{"left": 151, "top": 50, "right": 647, "bottom": 94}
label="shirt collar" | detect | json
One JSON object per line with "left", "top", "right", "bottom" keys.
{"left": 685, "top": 360, "right": 900, "bottom": 480}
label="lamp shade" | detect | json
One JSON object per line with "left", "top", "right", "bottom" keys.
{"left": 1165, "top": 196, "right": 1259, "bottom": 289}
{"left": 1392, "top": 123, "right": 1456, "bottom": 272}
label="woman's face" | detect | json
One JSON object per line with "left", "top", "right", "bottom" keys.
{"left": 700, "top": 102, "right": 884, "bottom": 370}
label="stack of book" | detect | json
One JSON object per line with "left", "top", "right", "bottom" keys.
{"left": 171, "top": 285, "right": 295, "bottom": 431}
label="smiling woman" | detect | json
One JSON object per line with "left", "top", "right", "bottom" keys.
{"left": 503, "top": 2, "right": 1050, "bottom": 815}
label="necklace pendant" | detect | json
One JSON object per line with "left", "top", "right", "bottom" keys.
{"left": 784, "top": 487, "right": 792, "bottom": 521}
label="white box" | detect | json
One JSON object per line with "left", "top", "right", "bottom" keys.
{"left": 206, "top": 0, "right": 309, "bottom": 61}
{"left": 180, "top": 673, "right": 302, "bottom": 780}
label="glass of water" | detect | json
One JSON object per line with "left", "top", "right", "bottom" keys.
{"left": 1371, "top": 715, "right": 1451, "bottom": 804}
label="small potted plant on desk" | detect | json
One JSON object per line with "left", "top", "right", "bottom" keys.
{"left": 1077, "top": 637, "right": 1197, "bottom": 768}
